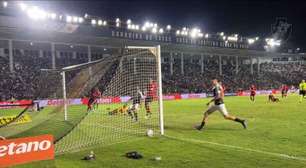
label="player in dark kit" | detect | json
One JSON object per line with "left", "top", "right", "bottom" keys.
{"left": 195, "top": 79, "right": 247, "bottom": 131}
{"left": 250, "top": 85, "right": 256, "bottom": 102}
{"left": 87, "top": 87, "right": 101, "bottom": 112}
{"left": 145, "top": 79, "right": 157, "bottom": 119}
{"left": 281, "top": 84, "right": 289, "bottom": 98}
{"left": 128, "top": 87, "right": 144, "bottom": 121}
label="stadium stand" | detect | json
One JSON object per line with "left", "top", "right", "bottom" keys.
{"left": 1, "top": 49, "right": 305, "bottom": 100}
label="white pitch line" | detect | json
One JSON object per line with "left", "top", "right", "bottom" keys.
{"left": 165, "top": 135, "right": 306, "bottom": 162}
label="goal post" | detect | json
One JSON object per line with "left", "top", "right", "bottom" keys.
{"left": 38, "top": 45, "right": 165, "bottom": 154}
{"left": 126, "top": 45, "right": 164, "bottom": 135}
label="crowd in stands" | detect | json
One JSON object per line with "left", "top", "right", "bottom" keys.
{"left": 0, "top": 49, "right": 305, "bottom": 101}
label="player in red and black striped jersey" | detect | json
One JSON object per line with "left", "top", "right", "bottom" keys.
{"left": 250, "top": 85, "right": 256, "bottom": 102}
{"left": 145, "top": 79, "right": 157, "bottom": 119}
{"left": 281, "top": 84, "right": 289, "bottom": 98}
{"left": 87, "top": 87, "right": 101, "bottom": 112}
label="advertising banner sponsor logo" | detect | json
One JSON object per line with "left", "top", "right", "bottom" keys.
{"left": 0, "top": 114, "right": 32, "bottom": 126}
{"left": 0, "top": 100, "right": 33, "bottom": 109}
{"left": 0, "top": 135, "right": 54, "bottom": 167}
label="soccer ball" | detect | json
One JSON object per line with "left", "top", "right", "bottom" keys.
{"left": 146, "top": 129, "right": 154, "bottom": 137}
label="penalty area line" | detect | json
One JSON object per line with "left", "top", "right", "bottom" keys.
{"left": 164, "top": 135, "right": 306, "bottom": 162}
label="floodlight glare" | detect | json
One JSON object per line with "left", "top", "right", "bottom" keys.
{"left": 166, "top": 25, "right": 171, "bottom": 30}
{"left": 127, "top": 19, "right": 131, "bottom": 24}
{"left": 27, "top": 6, "right": 47, "bottom": 21}
{"left": 248, "top": 38, "right": 255, "bottom": 44}
{"left": 66, "top": 15, "right": 72, "bottom": 23}
{"left": 19, "top": 3, "right": 27, "bottom": 11}
{"left": 142, "top": 26, "right": 146, "bottom": 31}
{"left": 159, "top": 28, "right": 164, "bottom": 34}
{"left": 205, "top": 33, "right": 209, "bottom": 38}
{"left": 77, "top": 17, "right": 83, "bottom": 23}
{"left": 220, "top": 32, "right": 224, "bottom": 36}
{"left": 152, "top": 27, "right": 157, "bottom": 34}
{"left": 72, "top": 16, "right": 78, "bottom": 23}
{"left": 176, "top": 30, "right": 180, "bottom": 35}
{"left": 3, "top": 1, "right": 7, "bottom": 8}
{"left": 116, "top": 22, "right": 120, "bottom": 27}
{"left": 144, "top": 22, "right": 150, "bottom": 28}
{"left": 116, "top": 18, "right": 120, "bottom": 23}
{"left": 131, "top": 24, "right": 136, "bottom": 29}
{"left": 103, "top": 21, "right": 107, "bottom": 26}
{"left": 228, "top": 36, "right": 238, "bottom": 42}
{"left": 135, "top": 25, "right": 139, "bottom": 30}
{"left": 50, "top": 13, "right": 57, "bottom": 20}
{"left": 91, "top": 19, "right": 96, "bottom": 25}
{"left": 98, "top": 20, "right": 103, "bottom": 26}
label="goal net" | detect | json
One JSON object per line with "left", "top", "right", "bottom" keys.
{"left": 0, "top": 45, "right": 163, "bottom": 154}
{"left": 63, "top": 46, "right": 164, "bottom": 154}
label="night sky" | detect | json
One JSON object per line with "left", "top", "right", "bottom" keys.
{"left": 34, "top": 0, "right": 306, "bottom": 50}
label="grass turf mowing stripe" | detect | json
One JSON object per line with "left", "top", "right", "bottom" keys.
{"left": 165, "top": 135, "right": 306, "bottom": 162}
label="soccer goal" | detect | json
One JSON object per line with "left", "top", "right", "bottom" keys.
{"left": 35, "top": 45, "right": 164, "bottom": 154}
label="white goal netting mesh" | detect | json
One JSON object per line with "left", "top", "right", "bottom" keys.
{"left": 54, "top": 46, "right": 162, "bottom": 154}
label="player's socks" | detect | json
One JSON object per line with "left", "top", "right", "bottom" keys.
{"left": 195, "top": 122, "right": 205, "bottom": 130}
{"left": 234, "top": 118, "right": 247, "bottom": 129}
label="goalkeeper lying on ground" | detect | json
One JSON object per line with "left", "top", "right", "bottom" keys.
{"left": 109, "top": 87, "right": 144, "bottom": 122}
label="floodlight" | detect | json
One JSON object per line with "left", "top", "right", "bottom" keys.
{"left": 135, "top": 25, "right": 139, "bottom": 30}
{"left": 103, "top": 21, "right": 107, "bottom": 26}
{"left": 205, "top": 33, "right": 209, "bottom": 38}
{"left": 78, "top": 17, "right": 84, "bottom": 23}
{"left": 19, "top": 3, "right": 27, "bottom": 11}
{"left": 144, "top": 21, "right": 150, "bottom": 27}
{"left": 66, "top": 15, "right": 72, "bottom": 23}
{"left": 116, "top": 18, "right": 120, "bottom": 22}
{"left": 152, "top": 27, "right": 157, "bottom": 34}
{"left": 91, "top": 19, "right": 96, "bottom": 25}
{"left": 166, "top": 25, "right": 171, "bottom": 30}
{"left": 142, "top": 26, "right": 147, "bottom": 31}
{"left": 248, "top": 38, "right": 255, "bottom": 44}
{"left": 176, "top": 30, "right": 180, "bottom": 35}
{"left": 50, "top": 13, "right": 57, "bottom": 20}
{"left": 127, "top": 19, "right": 131, "bottom": 24}
{"left": 98, "top": 20, "right": 102, "bottom": 26}
{"left": 159, "top": 28, "right": 164, "bottom": 33}
{"left": 27, "top": 6, "right": 47, "bottom": 21}
{"left": 220, "top": 32, "right": 224, "bottom": 36}
{"left": 3, "top": 1, "right": 7, "bottom": 8}
{"left": 72, "top": 16, "right": 79, "bottom": 23}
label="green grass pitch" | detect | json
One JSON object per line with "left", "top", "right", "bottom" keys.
{"left": 5, "top": 94, "right": 306, "bottom": 168}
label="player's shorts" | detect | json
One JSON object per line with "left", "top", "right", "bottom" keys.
{"left": 145, "top": 96, "right": 153, "bottom": 104}
{"left": 88, "top": 98, "right": 95, "bottom": 105}
{"left": 250, "top": 92, "right": 256, "bottom": 96}
{"left": 299, "top": 90, "right": 306, "bottom": 96}
{"left": 281, "top": 90, "right": 287, "bottom": 95}
{"left": 205, "top": 103, "right": 229, "bottom": 117}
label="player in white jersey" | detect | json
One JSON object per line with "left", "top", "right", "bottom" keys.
{"left": 127, "top": 87, "right": 144, "bottom": 121}
{"left": 195, "top": 79, "right": 247, "bottom": 131}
